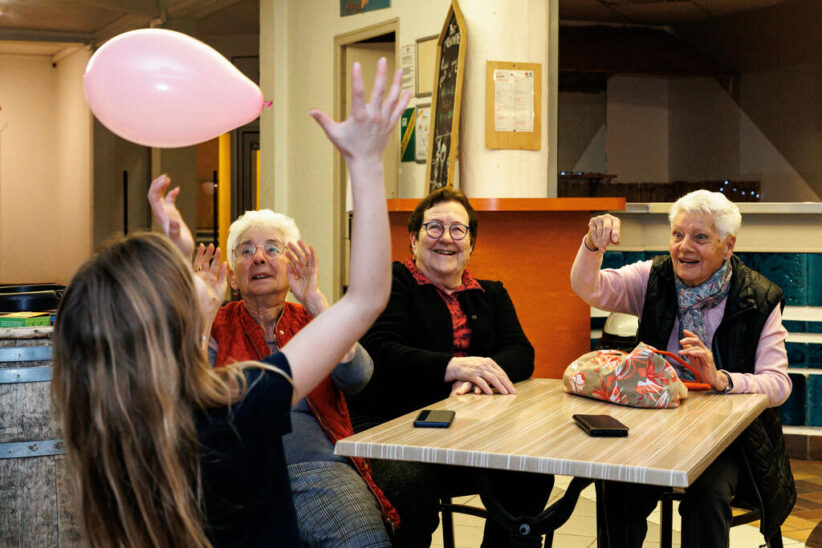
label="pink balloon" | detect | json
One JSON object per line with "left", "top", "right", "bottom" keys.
{"left": 84, "top": 29, "right": 263, "bottom": 148}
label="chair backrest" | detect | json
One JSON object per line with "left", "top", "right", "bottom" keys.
{"left": 595, "top": 312, "right": 638, "bottom": 352}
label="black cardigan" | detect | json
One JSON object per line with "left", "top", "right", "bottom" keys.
{"left": 349, "top": 261, "right": 535, "bottom": 422}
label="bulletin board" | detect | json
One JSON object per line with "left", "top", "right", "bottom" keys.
{"left": 485, "top": 60, "right": 542, "bottom": 150}
{"left": 425, "top": 0, "right": 467, "bottom": 193}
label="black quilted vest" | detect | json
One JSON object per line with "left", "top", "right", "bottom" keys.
{"left": 637, "top": 254, "right": 796, "bottom": 537}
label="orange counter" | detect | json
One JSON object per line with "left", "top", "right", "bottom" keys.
{"left": 388, "top": 197, "right": 626, "bottom": 379}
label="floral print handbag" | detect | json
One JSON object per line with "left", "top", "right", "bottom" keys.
{"left": 562, "top": 342, "right": 706, "bottom": 409}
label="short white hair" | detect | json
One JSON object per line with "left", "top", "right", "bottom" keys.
{"left": 226, "top": 209, "right": 301, "bottom": 269}
{"left": 669, "top": 189, "right": 741, "bottom": 239}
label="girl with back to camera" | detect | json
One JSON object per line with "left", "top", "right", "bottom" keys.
{"left": 51, "top": 59, "right": 409, "bottom": 547}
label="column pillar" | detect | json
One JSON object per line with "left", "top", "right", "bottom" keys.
{"left": 457, "top": 0, "right": 552, "bottom": 197}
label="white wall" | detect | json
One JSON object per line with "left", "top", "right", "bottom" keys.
{"left": 668, "top": 77, "right": 739, "bottom": 181}
{"left": 606, "top": 76, "right": 669, "bottom": 182}
{"left": 557, "top": 91, "right": 606, "bottom": 173}
{"left": 0, "top": 47, "right": 92, "bottom": 284}
{"left": 675, "top": 0, "right": 822, "bottom": 200}
{"left": 54, "top": 47, "right": 94, "bottom": 282}
{"left": 561, "top": 73, "right": 819, "bottom": 201}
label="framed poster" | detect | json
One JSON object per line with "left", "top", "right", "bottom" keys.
{"left": 400, "top": 44, "right": 416, "bottom": 94}
{"left": 415, "top": 35, "right": 438, "bottom": 97}
{"left": 425, "top": 0, "right": 466, "bottom": 193}
{"left": 340, "top": 0, "right": 389, "bottom": 16}
{"left": 400, "top": 107, "right": 416, "bottom": 162}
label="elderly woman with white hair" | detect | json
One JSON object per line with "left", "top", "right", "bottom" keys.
{"left": 203, "top": 209, "right": 398, "bottom": 546}
{"left": 570, "top": 190, "right": 795, "bottom": 548}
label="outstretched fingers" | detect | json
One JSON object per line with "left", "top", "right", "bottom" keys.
{"left": 350, "top": 61, "right": 368, "bottom": 120}
{"left": 385, "top": 69, "right": 410, "bottom": 127}
{"left": 147, "top": 174, "right": 170, "bottom": 203}
{"left": 309, "top": 109, "right": 335, "bottom": 141}
{"left": 368, "top": 57, "right": 388, "bottom": 114}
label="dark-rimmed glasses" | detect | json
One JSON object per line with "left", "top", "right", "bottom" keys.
{"left": 422, "top": 221, "right": 469, "bottom": 241}
{"left": 233, "top": 240, "right": 284, "bottom": 261}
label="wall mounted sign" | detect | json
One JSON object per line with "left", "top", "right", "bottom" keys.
{"left": 415, "top": 103, "right": 430, "bottom": 164}
{"left": 485, "top": 60, "right": 542, "bottom": 150}
{"left": 425, "top": 0, "right": 466, "bottom": 193}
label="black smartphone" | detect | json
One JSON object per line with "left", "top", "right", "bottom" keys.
{"left": 572, "top": 414, "right": 629, "bottom": 437}
{"left": 414, "top": 409, "right": 456, "bottom": 428}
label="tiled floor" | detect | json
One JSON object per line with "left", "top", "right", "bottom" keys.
{"left": 430, "top": 458, "right": 822, "bottom": 548}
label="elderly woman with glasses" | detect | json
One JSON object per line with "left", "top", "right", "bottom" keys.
{"left": 347, "top": 187, "right": 553, "bottom": 548}
{"left": 570, "top": 190, "right": 794, "bottom": 548}
{"left": 199, "top": 208, "right": 398, "bottom": 546}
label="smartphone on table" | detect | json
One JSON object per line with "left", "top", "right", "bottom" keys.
{"left": 572, "top": 414, "right": 629, "bottom": 437}
{"left": 414, "top": 409, "right": 456, "bottom": 428}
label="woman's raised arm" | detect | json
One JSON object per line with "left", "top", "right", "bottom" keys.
{"left": 282, "top": 58, "right": 410, "bottom": 405}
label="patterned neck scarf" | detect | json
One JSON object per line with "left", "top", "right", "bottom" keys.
{"left": 674, "top": 259, "right": 732, "bottom": 379}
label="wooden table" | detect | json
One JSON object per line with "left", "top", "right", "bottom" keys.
{"left": 336, "top": 379, "right": 768, "bottom": 545}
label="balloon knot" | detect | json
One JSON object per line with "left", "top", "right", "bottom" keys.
{"left": 263, "top": 100, "right": 273, "bottom": 109}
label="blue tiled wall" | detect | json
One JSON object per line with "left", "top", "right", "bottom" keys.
{"left": 809, "top": 254, "right": 822, "bottom": 307}
{"left": 601, "top": 251, "right": 822, "bottom": 306}
{"left": 781, "top": 373, "right": 807, "bottom": 426}
{"left": 808, "top": 375, "right": 822, "bottom": 427}
{"left": 594, "top": 250, "right": 822, "bottom": 427}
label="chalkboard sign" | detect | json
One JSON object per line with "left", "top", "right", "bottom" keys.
{"left": 426, "top": 0, "right": 466, "bottom": 193}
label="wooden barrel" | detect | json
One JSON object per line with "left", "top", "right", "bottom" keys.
{"left": 0, "top": 327, "right": 84, "bottom": 546}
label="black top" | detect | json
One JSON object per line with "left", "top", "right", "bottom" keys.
{"left": 350, "top": 261, "right": 534, "bottom": 422}
{"left": 197, "top": 352, "right": 299, "bottom": 547}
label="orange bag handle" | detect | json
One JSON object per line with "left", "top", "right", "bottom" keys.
{"left": 652, "top": 348, "right": 712, "bottom": 391}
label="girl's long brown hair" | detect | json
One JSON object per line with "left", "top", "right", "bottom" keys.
{"left": 52, "top": 233, "right": 250, "bottom": 547}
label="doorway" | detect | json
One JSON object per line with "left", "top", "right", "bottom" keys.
{"left": 334, "top": 20, "right": 398, "bottom": 296}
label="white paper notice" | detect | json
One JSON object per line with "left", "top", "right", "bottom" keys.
{"left": 415, "top": 105, "right": 430, "bottom": 163}
{"left": 494, "top": 69, "right": 534, "bottom": 132}
{"left": 400, "top": 44, "right": 416, "bottom": 93}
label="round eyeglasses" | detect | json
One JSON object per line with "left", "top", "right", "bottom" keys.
{"left": 233, "top": 240, "right": 284, "bottom": 261}
{"left": 422, "top": 221, "right": 470, "bottom": 241}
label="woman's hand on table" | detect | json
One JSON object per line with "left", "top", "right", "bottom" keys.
{"left": 444, "top": 356, "right": 516, "bottom": 395}
{"left": 451, "top": 381, "right": 490, "bottom": 396}
{"left": 679, "top": 329, "right": 729, "bottom": 391}
{"left": 585, "top": 214, "right": 621, "bottom": 252}
{"left": 148, "top": 174, "right": 194, "bottom": 258}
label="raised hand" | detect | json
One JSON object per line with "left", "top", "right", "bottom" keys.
{"left": 585, "top": 214, "right": 621, "bottom": 253}
{"left": 192, "top": 243, "right": 227, "bottom": 326}
{"left": 309, "top": 57, "right": 412, "bottom": 164}
{"left": 284, "top": 241, "right": 329, "bottom": 317}
{"left": 444, "top": 356, "right": 516, "bottom": 396}
{"left": 148, "top": 174, "right": 194, "bottom": 258}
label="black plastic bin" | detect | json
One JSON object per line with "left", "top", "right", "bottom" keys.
{"left": 0, "top": 284, "right": 65, "bottom": 313}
